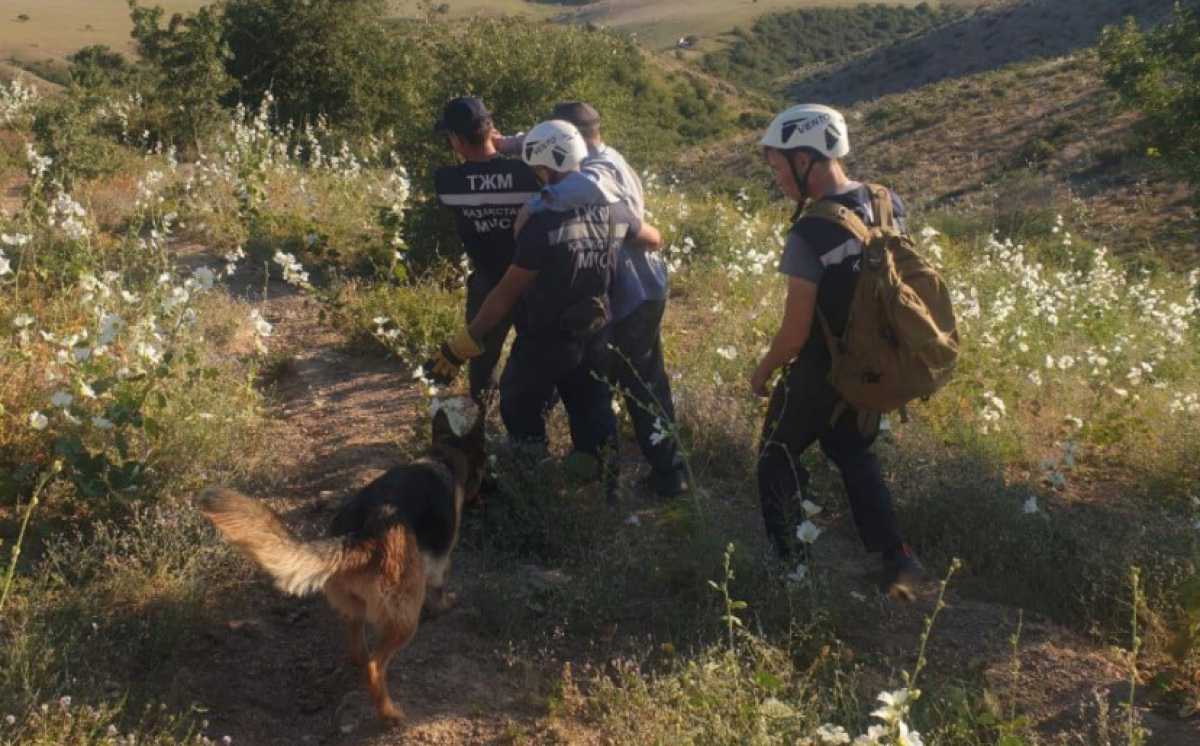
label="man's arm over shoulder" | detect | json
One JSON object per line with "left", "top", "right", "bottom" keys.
{"left": 537, "top": 170, "right": 615, "bottom": 214}
{"left": 493, "top": 132, "right": 525, "bottom": 157}
{"left": 614, "top": 203, "right": 661, "bottom": 252}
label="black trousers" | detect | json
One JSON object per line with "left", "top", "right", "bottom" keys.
{"left": 499, "top": 329, "right": 618, "bottom": 471}
{"left": 609, "top": 300, "right": 684, "bottom": 478}
{"left": 757, "top": 352, "right": 903, "bottom": 558}
{"left": 465, "top": 271, "right": 513, "bottom": 405}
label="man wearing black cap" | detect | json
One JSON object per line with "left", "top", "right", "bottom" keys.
{"left": 497, "top": 103, "right": 687, "bottom": 498}
{"left": 433, "top": 96, "right": 541, "bottom": 405}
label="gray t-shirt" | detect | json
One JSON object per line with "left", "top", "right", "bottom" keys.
{"left": 779, "top": 182, "right": 907, "bottom": 342}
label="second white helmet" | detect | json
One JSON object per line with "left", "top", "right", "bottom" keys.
{"left": 760, "top": 104, "right": 850, "bottom": 160}
{"left": 522, "top": 120, "right": 588, "bottom": 173}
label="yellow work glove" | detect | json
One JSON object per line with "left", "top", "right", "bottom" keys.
{"left": 426, "top": 328, "right": 483, "bottom": 384}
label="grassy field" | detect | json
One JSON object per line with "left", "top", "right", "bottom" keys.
{"left": 0, "top": 0, "right": 970, "bottom": 68}
{"left": 0, "top": 1, "right": 205, "bottom": 67}
{"left": 2, "top": 78, "right": 1197, "bottom": 742}
{"left": 563, "top": 0, "right": 948, "bottom": 50}
{"left": 1, "top": 4, "right": 1197, "bottom": 744}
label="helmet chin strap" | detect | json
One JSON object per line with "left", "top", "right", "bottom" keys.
{"left": 788, "top": 153, "right": 819, "bottom": 224}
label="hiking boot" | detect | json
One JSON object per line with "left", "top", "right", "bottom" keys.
{"left": 881, "top": 544, "right": 924, "bottom": 602}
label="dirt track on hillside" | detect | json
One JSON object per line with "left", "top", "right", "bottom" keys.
{"left": 170, "top": 245, "right": 1199, "bottom": 745}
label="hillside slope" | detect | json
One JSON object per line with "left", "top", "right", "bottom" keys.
{"left": 788, "top": 0, "right": 1176, "bottom": 104}
{"left": 678, "top": 52, "right": 1196, "bottom": 260}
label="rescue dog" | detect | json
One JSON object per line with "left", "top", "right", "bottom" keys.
{"left": 196, "top": 396, "right": 485, "bottom": 723}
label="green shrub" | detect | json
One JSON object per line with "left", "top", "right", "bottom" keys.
{"left": 219, "top": 0, "right": 416, "bottom": 136}
{"left": 66, "top": 45, "right": 135, "bottom": 90}
{"left": 31, "top": 97, "right": 124, "bottom": 189}
{"left": 129, "top": 1, "right": 234, "bottom": 152}
{"left": 334, "top": 275, "right": 463, "bottom": 365}
{"left": 702, "top": 3, "right": 963, "bottom": 92}
{"left": 1098, "top": 4, "right": 1200, "bottom": 202}
{"left": 0, "top": 504, "right": 243, "bottom": 741}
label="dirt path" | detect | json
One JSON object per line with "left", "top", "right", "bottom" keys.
{"left": 167, "top": 244, "right": 1197, "bottom": 745}
{"left": 166, "top": 246, "right": 590, "bottom": 745}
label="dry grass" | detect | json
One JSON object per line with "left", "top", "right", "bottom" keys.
{"left": 0, "top": 0, "right": 206, "bottom": 65}
{"left": 0, "top": 0, "right": 968, "bottom": 68}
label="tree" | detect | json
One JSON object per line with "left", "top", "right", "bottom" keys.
{"left": 129, "top": 1, "right": 233, "bottom": 152}
{"left": 66, "top": 45, "right": 133, "bottom": 89}
{"left": 219, "top": 0, "right": 408, "bottom": 133}
{"left": 1098, "top": 4, "right": 1200, "bottom": 199}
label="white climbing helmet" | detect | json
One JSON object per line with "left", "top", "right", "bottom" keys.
{"left": 759, "top": 103, "right": 850, "bottom": 159}
{"left": 522, "top": 120, "right": 588, "bottom": 173}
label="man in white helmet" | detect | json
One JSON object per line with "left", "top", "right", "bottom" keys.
{"left": 428, "top": 120, "right": 664, "bottom": 502}
{"left": 496, "top": 103, "right": 688, "bottom": 499}
{"left": 751, "top": 103, "right": 922, "bottom": 599}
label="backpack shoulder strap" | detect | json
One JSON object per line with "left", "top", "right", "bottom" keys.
{"left": 802, "top": 199, "right": 872, "bottom": 244}
{"left": 864, "top": 183, "right": 894, "bottom": 231}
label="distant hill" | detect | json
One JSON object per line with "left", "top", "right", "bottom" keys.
{"left": 788, "top": 0, "right": 1177, "bottom": 104}
{"left": 700, "top": 3, "right": 965, "bottom": 92}
{"left": 677, "top": 51, "right": 1195, "bottom": 262}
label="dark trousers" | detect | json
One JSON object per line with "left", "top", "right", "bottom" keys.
{"left": 757, "top": 353, "right": 903, "bottom": 558}
{"left": 610, "top": 300, "right": 684, "bottom": 478}
{"left": 466, "top": 271, "right": 513, "bottom": 405}
{"left": 499, "top": 330, "right": 617, "bottom": 470}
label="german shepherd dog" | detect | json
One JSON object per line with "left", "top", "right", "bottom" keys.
{"left": 196, "top": 397, "right": 485, "bottom": 723}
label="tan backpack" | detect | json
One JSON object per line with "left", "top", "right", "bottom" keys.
{"left": 804, "top": 184, "right": 958, "bottom": 425}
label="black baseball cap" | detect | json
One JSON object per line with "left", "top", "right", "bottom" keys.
{"left": 550, "top": 101, "right": 600, "bottom": 128}
{"left": 434, "top": 96, "right": 492, "bottom": 136}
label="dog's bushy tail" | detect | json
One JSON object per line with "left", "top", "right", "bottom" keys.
{"left": 197, "top": 487, "right": 344, "bottom": 596}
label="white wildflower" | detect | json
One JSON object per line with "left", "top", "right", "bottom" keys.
{"left": 1023, "top": 496, "right": 1039, "bottom": 514}
{"left": 801, "top": 499, "right": 823, "bottom": 517}
{"left": 249, "top": 309, "right": 272, "bottom": 337}
{"left": 814, "top": 723, "right": 851, "bottom": 744}
{"left": 896, "top": 721, "right": 925, "bottom": 746}
{"left": 715, "top": 345, "right": 738, "bottom": 361}
{"left": 50, "top": 390, "right": 74, "bottom": 408}
{"left": 192, "top": 266, "right": 216, "bottom": 290}
{"left": 137, "top": 342, "right": 162, "bottom": 364}
{"left": 796, "top": 520, "right": 822, "bottom": 545}
{"left": 786, "top": 563, "right": 809, "bottom": 584}
{"left": 29, "top": 411, "right": 48, "bottom": 430}
{"left": 853, "top": 725, "right": 888, "bottom": 746}
{"left": 12, "top": 314, "right": 33, "bottom": 328}
{"left": 871, "top": 688, "right": 917, "bottom": 725}
{"left": 98, "top": 313, "right": 123, "bottom": 346}
{"left": 649, "top": 417, "right": 670, "bottom": 446}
